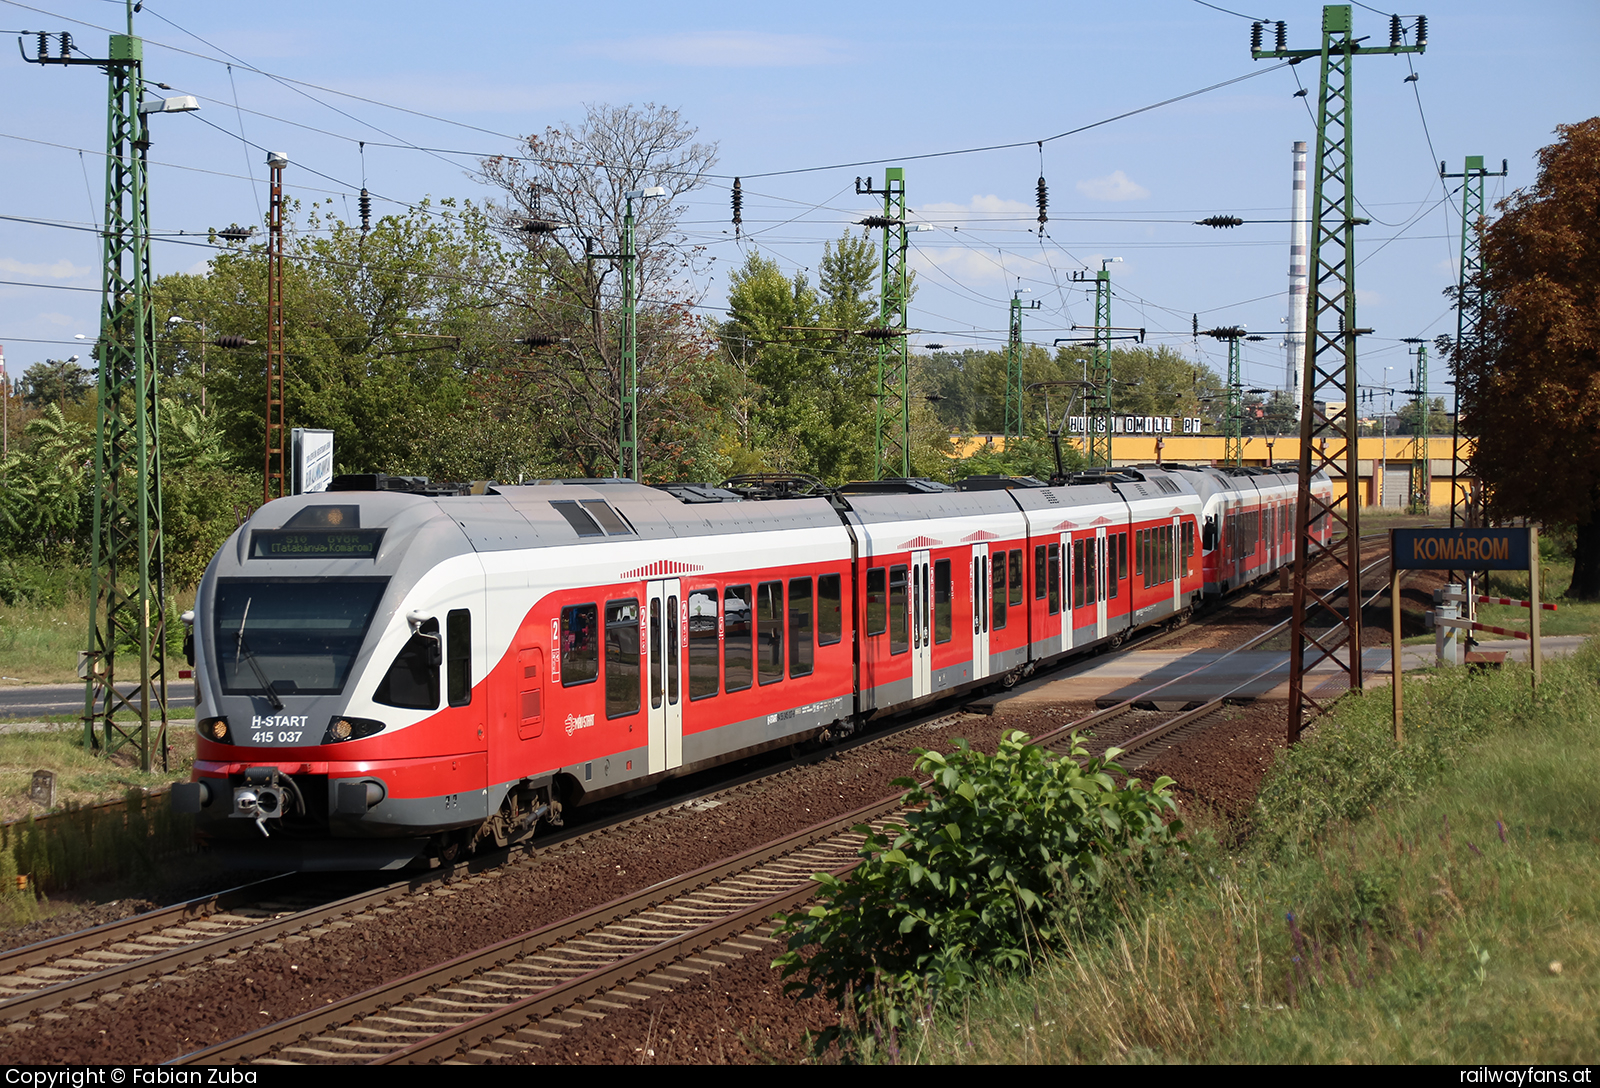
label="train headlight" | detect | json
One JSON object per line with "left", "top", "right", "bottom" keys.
{"left": 321, "top": 716, "right": 386, "bottom": 744}
{"left": 198, "top": 716, "right": 231, "bottom": 743}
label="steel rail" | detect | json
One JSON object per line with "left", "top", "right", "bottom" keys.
{"left": 168, "top": 794, "right": 908, "bottom": 1065}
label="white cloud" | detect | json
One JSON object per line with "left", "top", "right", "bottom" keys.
{"left": 37, "top": 312, "right": 74, "bottom": 327}
{"left": 1076, "top": 170, "right": 1150, "bottom": 202}
{"left": 918, "top": 195, "right": 1032, "bottom": 217}
{"left": 577, "top": 31, "right": 855, "bottom": 68}
{"left": 1355, "top": 287, "right": 1384, "bottom": 308}
{"left": 0, "top": 257, "right": 94, "bottom": 280}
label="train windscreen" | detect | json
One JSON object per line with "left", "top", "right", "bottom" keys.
{"left": 213, "top": 578, "right": 389, "bottom": 696}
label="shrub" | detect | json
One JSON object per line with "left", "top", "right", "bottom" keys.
{"left": 772, "top": 731, "right": 1182, "bottom": 1030}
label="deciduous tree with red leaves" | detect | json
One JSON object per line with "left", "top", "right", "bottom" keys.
{"left": 1455, "top": 119, "right": 1600, "bottom": 599}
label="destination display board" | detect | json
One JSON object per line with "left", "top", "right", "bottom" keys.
{"left": 1392, "top": 527, "right": 1531, "bottom": 571}
{"left": 250, "top": 529, "right": 385, "bottom": 560}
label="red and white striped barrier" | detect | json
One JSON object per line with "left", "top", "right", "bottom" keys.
{"left": 1435, "top": 616, "right": 1530, "bottom": 641}
{"left": 1475, "top": 594, "right": 1558, "bottom": 612}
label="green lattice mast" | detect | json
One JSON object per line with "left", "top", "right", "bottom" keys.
{"left": 857, "top": 170, "right": 911, "bottom": 478}
{"left": 1252, "top": 5, "right": 1427, "bottom": 742}
{"left": 1005, "top": 289, "right": 1040, "bottom": 439}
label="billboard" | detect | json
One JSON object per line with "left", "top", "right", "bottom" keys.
{"left": 292, "top": 428, "right": 335, "bottom": 495}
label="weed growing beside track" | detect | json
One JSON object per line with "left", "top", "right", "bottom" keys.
{"left": 838, "top": 639, "right": 1600, "bottom": 1064}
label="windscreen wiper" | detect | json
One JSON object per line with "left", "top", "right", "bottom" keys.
{"left": 235, "top": 599, "right": 285, "bottom": 711}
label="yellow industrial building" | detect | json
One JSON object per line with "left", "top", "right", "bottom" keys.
{"left": 954, "top": 433, "right": 1467, "bottom": 511}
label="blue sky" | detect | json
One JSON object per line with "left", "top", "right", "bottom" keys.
{"left": 2, "top": 0, "right": 1595, "bottom": 409}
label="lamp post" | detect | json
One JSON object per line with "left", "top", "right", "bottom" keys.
{"left": 593, "top": 185, "right": 665, "bottom": 481}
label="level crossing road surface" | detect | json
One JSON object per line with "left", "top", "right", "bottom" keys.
{"left": 986, "top": 636, "right": 1590, "bottom": 713}
{"left": 0, "top": 681, "right": 195, "bottom": 723}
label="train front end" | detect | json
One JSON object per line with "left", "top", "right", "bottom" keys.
{"left": 172, "top": 491, "right": 487, "bottom": 870}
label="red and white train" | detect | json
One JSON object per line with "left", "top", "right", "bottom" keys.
{"left": 173, "top": 465, "right": 1332, "bottom": 869}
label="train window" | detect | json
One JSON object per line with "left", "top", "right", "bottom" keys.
{"left": 560, "top": 604, "right": 599, "bottom": 687}
{"left": 992, "top": 555, "right": 1007, "bottom": 630}
{"left": 667, "top": 595, "right": 679, "bottom": 705}
{"left": 1008, "top": 549, "right": 1023, "bottom": 608}
{"left": 818, "top": 574, "right": 842, "bottom": 646}
{"left": 1182, "top": 522, "right": 1195, "bottom": 576}
{"left": 788, "top": 578, "right": 814, "bottom": 678}
{"left": 889, "top": 565, "right": 909, "bottom": 655}
{"left": 1087, "top": 538, "right": 1098, "bottom": 605}
{"left": 933, "top": 560, "right": 951, "bottom": 644}
{"left": 1107, "top": 539, "right": 1119, "bottom": 601}
{"left": 1071, "top": 540, "right": 1082, "bottom": 609}
{"left": 214, "top": 578, "right": 388, "bottom": 697}
{"left": 865, "top": 568, "right": 887, "bottom": 636}
{"left": 1034, "top": 546, "right": 1046, "bottom": 601}
{"left": 606, "top": 599, "right": 640, "bottom": 718}
{"left": 1202, "top": 516, "right": 1217, "bottom": 552}
{"left": 758, "top": 581, "right": 784, "bottom": 685}
{"left": 1047, "top": 544, "right": 1060, "bottom": 616}
{"left": 724, "top": 585, "right": 752, "bottom": 693}
{"left": 973, "top": 558, "right": 982, "bottom": 635}
{"left": 649, "top": 598, "right": 663, "bottom": 710}
{"left": 446, "top": 609, "right": 471, "bottom": 707}
{"left": 687, "top": 588, "right": 718, "bottom": 700}
{"left": 580, "top": 500, "right": 634, "bottom": 536}
{"left": 550, "top": 501, "right": 605, "bottom": 538}
{"left": 374, "top": 617, "right": 441, "bottom": 710}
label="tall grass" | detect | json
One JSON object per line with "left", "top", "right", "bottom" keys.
{"left": 882, "top": 641, "right": 1600, "bottom": 1064}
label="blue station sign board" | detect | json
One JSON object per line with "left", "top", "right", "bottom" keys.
{"left": 1392, "top": 527, "right": 1531, "bottom": 571}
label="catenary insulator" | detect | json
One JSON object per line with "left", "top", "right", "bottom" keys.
{"left": 731, "top": 177, "right": 743, "bottom": 235}
{"left": 857, "top": 327, "right": 908, "bottom": 340}
{"left": 1250, "top": 22, "right": 1262, "bottom": 51}
{"left": 1275, "top": 21, "right": 1286, "bottom": 52}
{"left": 1036, "top": 177, "right": 1048, "bottom": 226}
{"left": 1415, "top": 15, "right": 1426, "bottom": 47}
{"left": 214, "top": 335, "right": 253, "bottom": 349}
{"left": 1390, "top": 14, "right": 1402, "bottom": 47}
{"left": 1197, "top": 215, "right": 1244, "bottom": 228}
{"left": 359, "top": 188, "right": 371, "bottom": 234}
{"left": 520, "top": 334, "right": 559, "bottom": 348}
{"left": 59, "top": 32, "right": 71, "bottom": 57}
{"left": 36, "top": 32, "right": 47, "bottom": 61}
{"left": 858, "top": 215, "right": 897, "bottom": 229}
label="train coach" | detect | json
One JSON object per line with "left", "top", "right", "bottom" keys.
{"left": 172, "top": 464, "right": 1329, "bottom": 870}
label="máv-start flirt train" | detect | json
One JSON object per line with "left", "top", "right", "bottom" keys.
{"left": 172, "top": 465, "right": 1331, "bottom": 870}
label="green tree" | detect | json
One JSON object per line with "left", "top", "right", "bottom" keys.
{"left": 18, "top": 359, "right": 94, "bottom": 411}
{"left": 1106, "top": 344, "right": 1224, "bottom": 418}
{"left": 1454, "top": 119, "right": 1600, "bottom": 598}
{"left": 159, "top": 198, "right": 513, "bottom": 477}
{"left": 717, "top": 233, "right": 899, "bottom": 483}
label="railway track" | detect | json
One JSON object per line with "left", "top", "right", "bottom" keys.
{"left": 0, "top": 702, "right": 974, "bottom": 1033}
{"left": 5, "top": 541, "right": 1417, "bottom": 1062}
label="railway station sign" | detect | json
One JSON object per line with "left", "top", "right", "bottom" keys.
{"left": 1392, "top": 527, "right": 1530, "bottom": 570}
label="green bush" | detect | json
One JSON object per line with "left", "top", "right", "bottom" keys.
{"left": 772, "top": 731, "right": 1182, "bottom": 1031}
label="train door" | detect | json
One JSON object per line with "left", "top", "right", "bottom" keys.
{"left": 1171, "top": 516, "right": 1183, "bottom": 611}
{"left": 971, "top": 544, "right": 990, "bottom": 680}
{"left": 911, "top": 550, "right": 932, "bottom": 697}
{"left": 646, "top": 578, "right": 683, "bottom": 773}
{"left": 1095, "top": 526, "right": 1109, "bottom": 641}
{"left": 1059, "top": 532, "right": 1073, "bottom": 654}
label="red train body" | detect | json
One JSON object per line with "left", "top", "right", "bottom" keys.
{"left": 173, "top": 466, "right": 1330, "bottom": 869}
